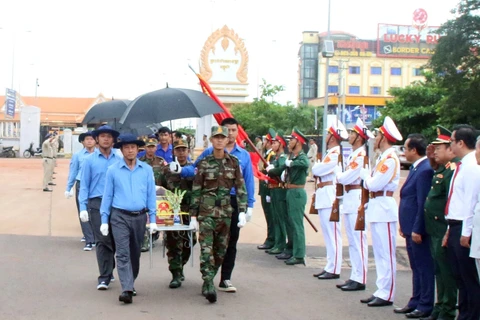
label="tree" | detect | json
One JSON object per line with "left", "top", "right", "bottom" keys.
{"left": 174, "top": 126, "right": 195, "bottom": 136}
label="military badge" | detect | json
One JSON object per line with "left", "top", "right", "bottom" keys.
{"left": 379, "top": 164, "right": 389, "bottom": 173}
{"left": 437, "top": 174, "right": 443, "bottom": 178}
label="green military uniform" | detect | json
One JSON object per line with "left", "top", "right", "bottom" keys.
{"left": 284, "top": 128, "right": 309, "bottom": 265}
{"left": 267, "top": 131, "right": 293, "bottom": 256}
{"left": 190, "top": 126, "right": 247, "bottom": 302}
{"left": 138, "top": 137, "right": 166, "bottom": 252}
{"left": 258, "top": 128, "right": 277, "bottom": 249}
{"left": 423, "top": 126, "right": 458, "bottom": 320}
{"left": 161, "top": 138, "right": 197, "bottom": 288}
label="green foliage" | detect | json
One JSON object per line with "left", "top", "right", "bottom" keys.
{"left": 174, "top": 126, "right": 195, "bottom": 136}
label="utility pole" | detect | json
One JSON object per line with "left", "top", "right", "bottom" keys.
{"left": 321, "top": 0, "right": 332, "bottom": 155}
{"left": 336, "top": 59, "right": 348, "bottom": 124}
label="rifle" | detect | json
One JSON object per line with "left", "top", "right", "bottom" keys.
{"left": 355, "top": 130, "right": 369, "bottom": 231}
{"left": 329, "top": 145, "right": 344, "bottom": 222}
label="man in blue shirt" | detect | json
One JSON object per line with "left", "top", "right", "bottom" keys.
{"left": 137, "top": 127, "right": 174, "bottom": 162}
{"left": 173, "top": 118, "right": 255, "bottom": 293}
{"left": 78, "top": 125, "right": 121, "bottom": 291}
{"left": 100, "top": 133, "right": 157, "bottom": 304}
{"left": 65, "top": 131, "right": 96, "bottom": 250}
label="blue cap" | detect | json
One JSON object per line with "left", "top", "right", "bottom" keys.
{"left": 92, "top": 125, "right": 120, "bottom": 139}
{"left": 78, "top": 131, "right": 93, "bottom": 142}
{"left": 113, "top": 133, "right": 145, "bottom": 149}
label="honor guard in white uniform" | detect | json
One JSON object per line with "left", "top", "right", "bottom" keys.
{"left": 359, "top": 116, "right": 402, "bottom": 307}
{"left": 311, "top": 120, "right": 348, "bottom": 280}
{"left": 336, "top": 118, "right": 375, "bottom": 291}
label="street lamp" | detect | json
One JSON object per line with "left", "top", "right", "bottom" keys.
{"left": 321, "top": 0, "right": 332, "bottom": 155}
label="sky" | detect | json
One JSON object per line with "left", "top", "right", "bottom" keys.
{"left": 0, "top": 0, "right": 460, "bottom": 107}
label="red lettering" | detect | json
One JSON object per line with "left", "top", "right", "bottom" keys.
{"left": 426, "top": 35, "right": 439, "bottom": 44}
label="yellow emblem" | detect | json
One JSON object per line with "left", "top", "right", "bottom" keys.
{"left": 436, "top": 127, "right": 441, "bottom": 136}
{"left": 450, "top": 162, "right": 457, "bottom": 170}
{"left": 217, "top": 127, "right": 223, "bottom": 134}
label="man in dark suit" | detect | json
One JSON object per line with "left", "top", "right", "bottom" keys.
{"left": 395, "top": 134, "right": 435, "bottom": 319}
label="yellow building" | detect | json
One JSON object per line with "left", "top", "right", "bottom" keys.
{"left": 299, "top": 27, "right": 438, "bottom": 125}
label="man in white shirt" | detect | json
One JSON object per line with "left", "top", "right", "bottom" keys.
{"left": 473, "top": 137, "right": 480, "bottom": 280}
{"left": 307, "top": 138, "right": 318, "bottom": 181}
{"left": 445, "top": 124, "right": 480, "bottom": 320}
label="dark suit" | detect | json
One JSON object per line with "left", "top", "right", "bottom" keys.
{"left": 399, "top": 158, "right": 435, "bottom": 314}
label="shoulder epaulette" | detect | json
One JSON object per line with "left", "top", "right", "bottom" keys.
{"left": 449, "top": 162, "right": 456, "bottom": 170}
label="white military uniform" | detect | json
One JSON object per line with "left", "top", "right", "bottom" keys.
{"left": 336, "top": 145, "right": 368, "bottom": 285}
{"left": 312, "top": 145, "right": 342, "bottom": 275}
{"left": 472, "top": 194, "right": 480, "bottom": 280}
{"left": 363, "top": 116, "right": 402, "bottom": 303}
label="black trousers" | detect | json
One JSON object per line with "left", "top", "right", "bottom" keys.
{"left": 447, "top": 222, "right": 480, "bottom": 320}
{"left": 220, "top": 195, "right": 240, "bottom": 282}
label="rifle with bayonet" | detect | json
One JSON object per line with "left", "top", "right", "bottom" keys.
{"left": 329, "top": 144, "right": 344, "bottom": 222}
{"left": 355, "top": 128, "right": 369, "bottom": 231}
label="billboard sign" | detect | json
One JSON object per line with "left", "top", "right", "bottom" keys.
{"left": 5, "top": 88, "right": 16, "bottom": 119}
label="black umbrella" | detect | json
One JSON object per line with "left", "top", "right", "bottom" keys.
{"left": 82, "top": 100, "right": 131, "bottom": 127}
{"left": 119, "top": 87, "right": 223, "bottom": 126}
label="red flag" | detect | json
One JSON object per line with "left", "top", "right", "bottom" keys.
{"left": 196, "top": 73, "right": 276, "bottom": 184}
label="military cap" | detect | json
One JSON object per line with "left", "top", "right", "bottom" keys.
{"left": 265, "top": 128, "right": 276, "bottom": 141}
{"left": 113, "top": 133, "right": 145, "bottom": 148}
{"left": 92, "top": 125, "right": 120, "bottom": 139}
{"left": 350, "top": 118, "right": 375, "bottom": 140}
{"left": 174, "top": 138, "right": 188, "bottom": 149}
{"left": 291, "top": 127, "right": 307, "bottom": 144}
{"left": 211, "top": 126, "right": 228, "bottom": 137}
{"left": 378, "top": 116, "right": 403, "bottom": 142}
{"left": 326, "top": 120, "right": 348, "bottom": 140}
{"left": 275, "top": 130, "right": 287, "bottom": 148}
{"left": 145, "top": 137, "right": 158, "bottom": 146}
{"left": 431, "top": 125, "right": 451, "bottom": 144}
{"left": 78, "top": 131, "right": 93, "bottom": 143}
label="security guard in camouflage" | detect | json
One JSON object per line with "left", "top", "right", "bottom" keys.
{"left": 190, "top": 126, "right": 247, "bottom": 303}
{"left": 424, "top": 126, "right": 459, "bottom": 320}
{"left": 283, "top": 127, "right": 309, "bottom": 265}
{"left": 161, "top": 138, "right": 197, "bottom": 289}
{"left": 266, "top": 131, "right": 294, "bottom": 258}
{"left": 139, "top": 136, "right": 166, "bottom": 252}
{"left": 257, "top": 128, "right": 277, "bottom": 250}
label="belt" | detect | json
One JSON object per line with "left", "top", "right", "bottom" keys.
{"left": 316, "top": 181, "right": 333, "bottom": 188}
{"left": 447, "top": 219, "right": 462, "bottom": 226}
{"left": 202, "top": 198, "right": 231, "bottom": 207}
{"left": 268, "top": 183, "right": 284, "bottom": 189}
{"left": 43, "top": 157, "right": 53, "bottom": 159}
{"left": 370, "top": 191, "right": 394, "bottom": 199}
{"left": 345, "top": 185, "right": 361, "bottom": 192}
{"left": 113, "top": 207, "right": 148, "bottom": 216}
{"left": 284, "top": 183, "right": 305, "bottom": 189}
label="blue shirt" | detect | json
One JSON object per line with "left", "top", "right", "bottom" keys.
{"left": 137, "top": 144, "right": 173, "bottom": 163}
{"left": 181, "top": 144, "right": 255, "bottom": 208}
{"left": 100, "top": 159, "right": 157, "bottom": 224}
{"left": 79, "top": 148, "right": 121, "bottom": 211}
{"left": 66, "top": 148, "right": 94, "bottom": 191}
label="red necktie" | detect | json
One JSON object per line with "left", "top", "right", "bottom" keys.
{"left": 445, "top": 162, "right": 462, "bottom": 215}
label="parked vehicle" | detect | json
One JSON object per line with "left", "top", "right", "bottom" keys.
{"left": 23, "top": 142, "right": 42, "bottom": 158}
{"left": 0, "top": 145, "right": 16, "bottom": 158}
{"left": 392, "top": 145, "right": 411, "bottom": 169}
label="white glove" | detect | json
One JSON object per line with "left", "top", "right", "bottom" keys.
{"left": 265, "top": 164, "right": 275, "bottom": 172}
{"left": 281, "top": 170, "right": 286, "bottom": 182}
{"left": 169, "top": 159, "right": 182, "bottom": 173}
{"left": 64, "top": 190, "right": 72, "bottom": 199}
{"left": 79, "top": 210, "right": 89, "bottom": 222}
{"left": 237, "top": 212, "right": 247, "bottom": 228}
{"left": 246, "top": 207, "right": 253, "bottom": 222}
{"left": 266, "top": 196, "right": 271, "bottom": 203}
{"left": 359, "top": 167, "right": 370, "bottom": 180}
{"left": 189, "top": 217, "right": 198, "bottom": 231}
{"left": 149, "top": 223, "right": 158, "bottom": 233}
{"left": 285, "top": 159, "right": 292, "bottom": 167}
{"left": 100, "top": 223, "right": 109, "bottom": 236}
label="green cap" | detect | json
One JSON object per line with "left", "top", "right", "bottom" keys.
{"left": 266, "top": 128, "right": 276, "bottom": 141}
{"left": 211, "top": 126, "right": 228, "bottom": 137}
{"left": 174, "top": 138, "right": 188, "bottom": 149}
{"left": 145, "top": 137, "right": 158, "bottom": 146}
{"left": 291, "top": 127, "right": 307, "bottom": 144}
{"left": 431, "top": 125, "right": 451, "bottom": 144}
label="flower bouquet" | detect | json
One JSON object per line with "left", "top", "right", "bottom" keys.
{"left": 164, "top": 189, "right": 187, "bottom": 225}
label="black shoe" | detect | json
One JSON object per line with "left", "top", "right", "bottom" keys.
{"left": 340, "top": 281, "right": 366, "bottom": 291}
{"left": 119, "top": 291, "right": 133, "bottom": 304}
{"left": 275, "top": 253, "right": 292, "bottom": 260}
{"left": 394, "top": 306, "right": 416, "bottom": 314}
{"left": 202, "top": 281, "right": 217, "bottom": 303}
{"left": 43, "top": 188, "right": 53, "bottom": 192}
{"left": 317, "top": 272, "right": 340, "bottom": 280}
{"left": 169, "top": 273, "right": 182, "bottom": 289}
{"left": 267, "top": 248, "right": 283, "bottom": 255}
{"left": 406, "top": 310, "right": 430, "bottom": 319}
{"left": 360, "top": 295, "right": 375, "bottom": 304}
{"left": 314, "top": 270, "right": 327, "bottom": 278}
{"left": 418, "top": 316, "right": 437, "bottom": 320}
{"left": 336, "top": 279, "right": 353, "bottom": 288}
{"left": 48, "top": 182, "right": 56, "bottom": 186}
{"left": 133, "top": 288, "right": 136, "bottom": 296}
{"left": 367, "top": 297, "right": 393, "bottom": 307}
{"left": 257, "top": 244, "right": 273, "bottom": 250}
{"left": 284, "top": 257, "right": 306, "bottom": 265}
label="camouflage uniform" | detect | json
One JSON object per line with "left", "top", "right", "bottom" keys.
{"left": 161, "top": 139, "right": 197, "bottom": 286}
{"left": 190, "top": 128, "right": 247, "bottom": 298}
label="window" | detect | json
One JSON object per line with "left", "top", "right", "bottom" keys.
{"left": 349, "top": 86, "right": 360, "bottom": 94}
{"left": 301, "top": 44, "right": 318, "bottom": 59}
{"left": 371, "top": 66, "right": 382, "bottom": 75}
{"left": 302, "top": 59, "right": 316, "bottom": 79}
{"left": 370, "top": 86, "right": 381, "bottom": 95}
{"left": 349, "top": 66, "right": 360, "bottom": 74}
{"left": 0, "top": 121, "right": 20, "bottom": 138}
{"left": 328, "top": 66, "right": 339, "bottom": 73}
{"left": 328, "top": 85, "right": 338, "bottom": 94}
{"left": 413, "top": 68, "right": 422, "bottom": 76}
{"left": 391, "top": 67, "right": 402, "bottom": 76}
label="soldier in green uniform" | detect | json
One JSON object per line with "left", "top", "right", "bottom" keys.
{"left": 283, "top": 127, "right": 309, "bottom": 265}
{"left": 257, "top": 128, "right": 277, "bottom": 250}
{"left": 424, "top": 126, "right": 458, "bottom": 320}
{"left": 138, "top": 136, "right": 166, "bottom": 252}
{"left": 266, "top": 131, "right": 294, "bottom": 258}
{"left": 161, "top": 138, "right": 197, "bottom": 289}
{"left": 189, "top": 126, "right": 248, "bottom": 303}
